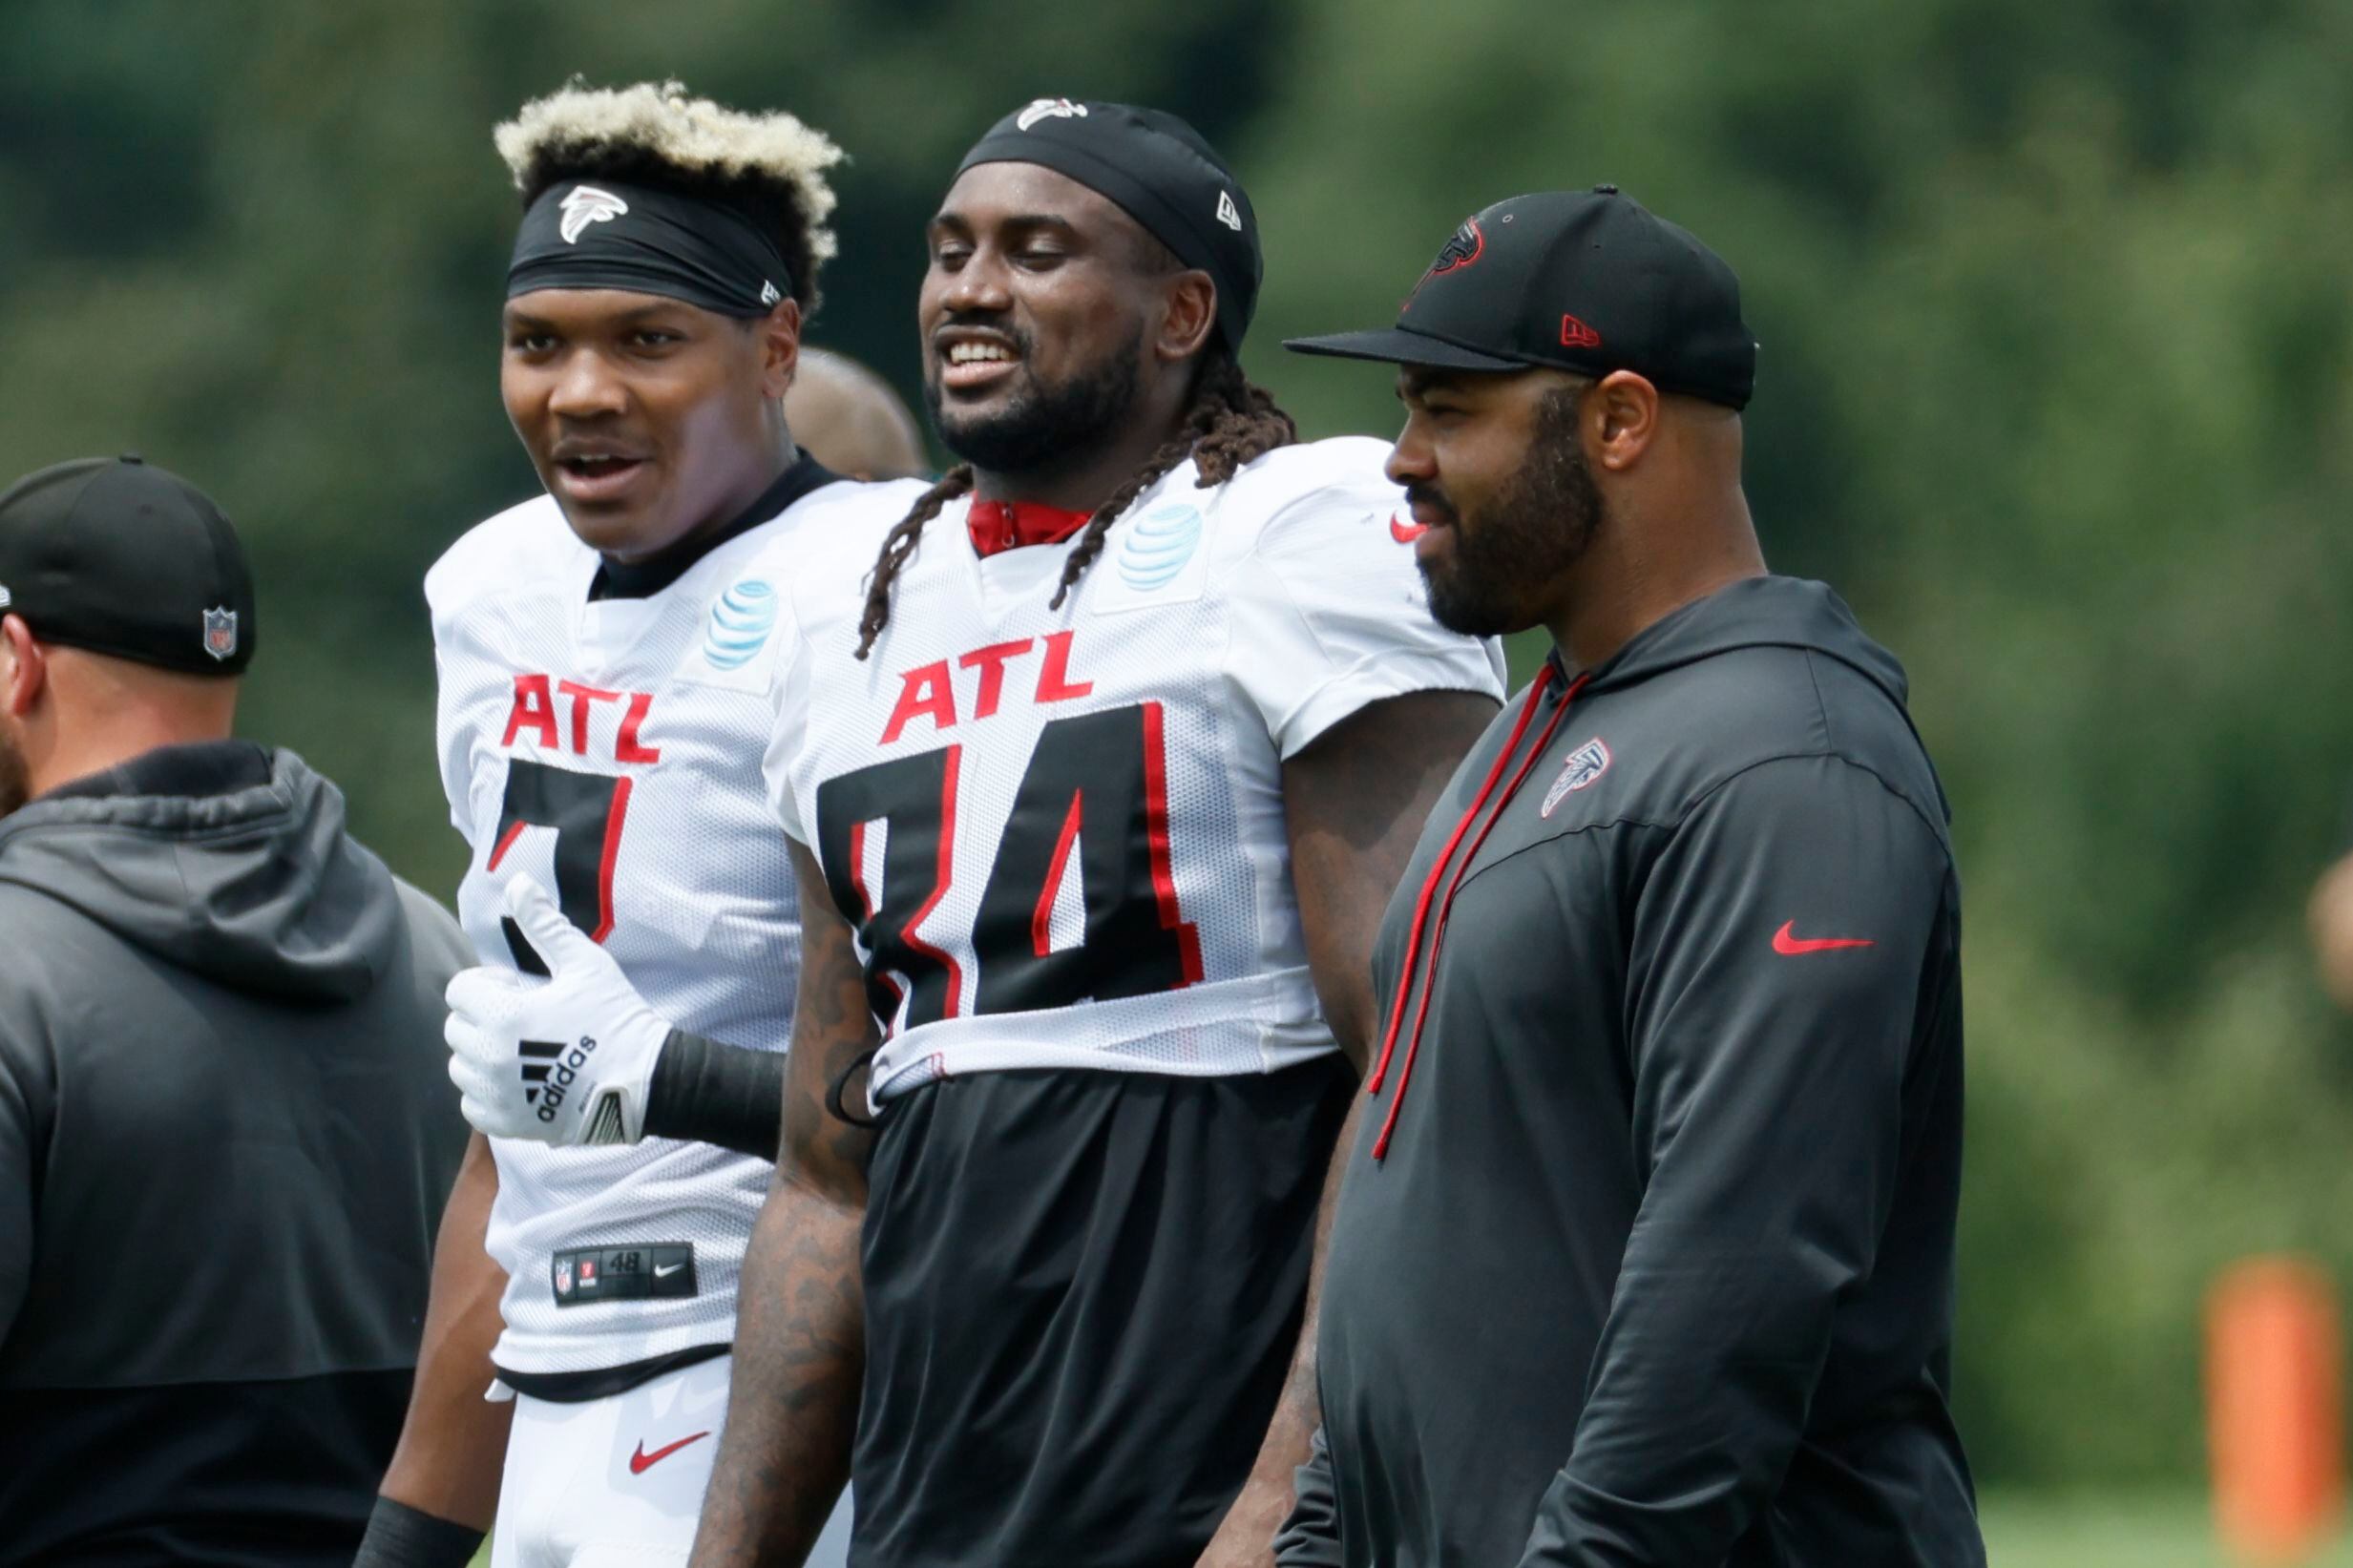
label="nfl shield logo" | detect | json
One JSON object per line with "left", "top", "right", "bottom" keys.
{"left": 1540, "top": 739, "right": 1611, "bottom": 819}
{"left": 201, "top": 606, "right": 239, "bottom": 662}
{"left": 555, "top": 1261, "right": 574, "bottom": 1296}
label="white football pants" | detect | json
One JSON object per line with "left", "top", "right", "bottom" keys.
{"left": 491, "top": 1354, "right": 853, "bottom": 1567}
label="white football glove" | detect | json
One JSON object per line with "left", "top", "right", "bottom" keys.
{"left": 445, "top": 876, "right": 668, "bottom": 1146}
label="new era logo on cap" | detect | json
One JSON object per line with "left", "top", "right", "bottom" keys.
{"left": 1215, "top": 190, "right": 1243, "bottom": 232}
{"left": 558, "top": 185, "right": 629, "bottom": 244}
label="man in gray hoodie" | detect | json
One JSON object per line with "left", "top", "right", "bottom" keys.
{"left": 0, "top": 456, "right": 473, "bottom": 1565}
{"left": 1275, "top": 193, "right": 1982, "bottom": 1566}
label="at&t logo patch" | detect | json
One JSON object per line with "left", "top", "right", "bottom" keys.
{"left": 703, "top": 578, "right": 778, "bottom": 670}
{"left": 1116, "top": 505, "right": 1204, "bottom": 591}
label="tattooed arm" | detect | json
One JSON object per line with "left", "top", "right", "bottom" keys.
{"left": 688, "top": 838, "right": 880, "bottom": 1567}
{"left": 1196, "top": 688, "right": 1499, "bottom": 1568}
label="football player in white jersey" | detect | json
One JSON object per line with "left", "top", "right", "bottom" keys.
{"left": 355, "top": 83, "right": 907, "bottom": 1568}
{"left": 449, "top": 101, "right": 1508, "bottom": 1568}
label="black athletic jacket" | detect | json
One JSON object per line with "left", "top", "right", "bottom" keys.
{"left": 1279, "top": 576, "right": 1983, "bottom": 1567}
{"left": 0, "top": 742, "right": 471, "bottom": 1565}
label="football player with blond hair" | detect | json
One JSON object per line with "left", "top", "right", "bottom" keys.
{"left": 354, "top": 80, "right": 910, "bottom": 1568}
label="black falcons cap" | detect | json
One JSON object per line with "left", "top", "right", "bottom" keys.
{"left": 1285, "top": 186, "right": 1757, "bottom": 409}
{"left": 0, "top": 455, "right": 256, "bottom": 675}
{"left": 956, "top": 98, "right": 1263, "bottom": 352}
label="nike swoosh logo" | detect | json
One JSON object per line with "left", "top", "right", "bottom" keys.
{"left": 1389, "top": 512, "right": 1427, "bottom": 543}
{"left": 653, "top": 1262, "right": 684, "bottom": 1278}
{"left": 628, "top": 1431, "right": 710, "bottom": 1474}
{"left": 1774, "top": 920, "right": 1875, "bottom": 954}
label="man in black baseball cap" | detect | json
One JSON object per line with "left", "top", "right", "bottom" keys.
{"left": 0, "top": 455, "right": 256, "bottom": 819}
{"left": 0, "top": 454, "right": 471, "bottom": 1562}
{"left": 1274, "top": 193, "right": 1985, "bottom": 1566}
{"left": 0, "top": 454, "right": 256, "bottom": 682}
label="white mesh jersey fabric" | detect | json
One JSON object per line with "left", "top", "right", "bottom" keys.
{"left": 429, "top": 477, "right": 927, "bottom": 1375}
{"left": 757, "top": 437, "right": 1505, "bottom": 1107}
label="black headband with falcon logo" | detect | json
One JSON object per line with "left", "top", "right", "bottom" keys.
{"left": 507, "top": 178, "right": 792, "bottom": 318}
{"left": 954, "top": 99, "right": 1263, "bottom": 352}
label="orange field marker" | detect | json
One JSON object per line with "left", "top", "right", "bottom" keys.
{"left": 2207, "top": 1256, "right": 2344, "bottom": 1563}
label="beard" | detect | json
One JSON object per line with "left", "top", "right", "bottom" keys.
{"left": 925, "top": 327, "right": 1144, "bottom": 475}
{"left": 1415, "top": 387, "right": 1605, "bottom": 637}
{"left": 0, "top": 723, "right": 28, "bottom": 820}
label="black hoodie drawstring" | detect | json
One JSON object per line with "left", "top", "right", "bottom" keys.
{"left": 1369, "top": 666, "right": 1590, "bottom": 1160}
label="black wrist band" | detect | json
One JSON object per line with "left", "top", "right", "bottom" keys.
{"left": 352, "top": 1495, "right": 483, "bottom": 1568}
{"left": 643, "top": 1028, "right": 789, "bottom": 1159}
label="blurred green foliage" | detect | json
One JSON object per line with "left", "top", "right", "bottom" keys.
{"left": 7, "top": 0, "right": 2351, "bottom": 1490}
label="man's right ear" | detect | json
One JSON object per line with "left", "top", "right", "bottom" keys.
{"left": 1, "top": 616, "right": 48, "bottom": 719}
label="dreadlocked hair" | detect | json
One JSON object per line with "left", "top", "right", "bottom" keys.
{"left": 853, "top": 349, "right": 1297, "bottom": 659}
{"left": 495, "top": 78, "right": 843, "bottom": 313}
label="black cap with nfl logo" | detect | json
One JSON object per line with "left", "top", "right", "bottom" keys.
{"left": 1285, "top": 185, "right": 1758, "bottom": 409}
{"left": 0, "top": 455, "right": 257, "bottom": 675}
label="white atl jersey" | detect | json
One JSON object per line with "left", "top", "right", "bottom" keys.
{"left": 429, "top": 475, "right": 923, "bottom": 1375}
{"left": 758, "top": 437, "right": 1505, "bottom": 1107}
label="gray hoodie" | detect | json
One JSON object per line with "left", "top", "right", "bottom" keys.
{"left": 1281, "top": 577, "right": 1981, "bottom": 1568}
{"left": 0, "top": 741, "right": 471, "bottom": 1565}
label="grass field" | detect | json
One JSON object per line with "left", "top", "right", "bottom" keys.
{"left": 1983, "top": 1493, "right": 2352, "bottom": 1567}
{"left": 467, "top": 1493, "right": 2349, "bottom": 1565}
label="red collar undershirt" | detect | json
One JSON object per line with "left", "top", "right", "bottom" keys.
{"left": 967, "top": 498, "right": 1094, "bottom": 557}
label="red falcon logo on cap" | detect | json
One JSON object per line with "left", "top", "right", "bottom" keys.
{"left": 1410, "top": 219, "right": 1485, "bottom": 297}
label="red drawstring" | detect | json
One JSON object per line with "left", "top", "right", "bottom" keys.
{"left": 1367, "top": 663, "right": 1555, "bottom": 1095}
{"left": 1370, "top": 667, "right": 1590, "bottom": 1160}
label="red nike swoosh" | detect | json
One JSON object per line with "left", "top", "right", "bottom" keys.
{"left": 1389, "top": 512, "right": 1427, "bottom": 543}
{"left": 627, "top": 1431, "right": 711, "bottom": 1474}
{"left": 1774, "top": 921, "right": 1875, "bottom": 954}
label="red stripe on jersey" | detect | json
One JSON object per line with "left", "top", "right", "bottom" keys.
{"left": 847, "top": 820, "right": 878, "bottom": 922}
{"left": 900, "top": 746, "right": 965, "bottom": 1017}
{"left": 486, "top": 819, "right": 528, "bottom": 873}
{"left": 591, "top": 777, "right": 634, "bottom": 943}
{"left": 1141, "top": 702, "right": 1203, "bottom": 986}
{"left": 1032, "top": 791, "right": 1085, "bottom": 958}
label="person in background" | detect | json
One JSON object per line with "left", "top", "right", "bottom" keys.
{"left": 0, "top": 455, "right": 473, "bottom": 1565}
{"left": 1276, "top": 187, "right": 1983, "bottom": 1567}
{"left": 2307, "top": 850, "right": 2353, "bottom": 1008}
{"left": 783, "top": 346, "right": 929, "bottom": 480}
